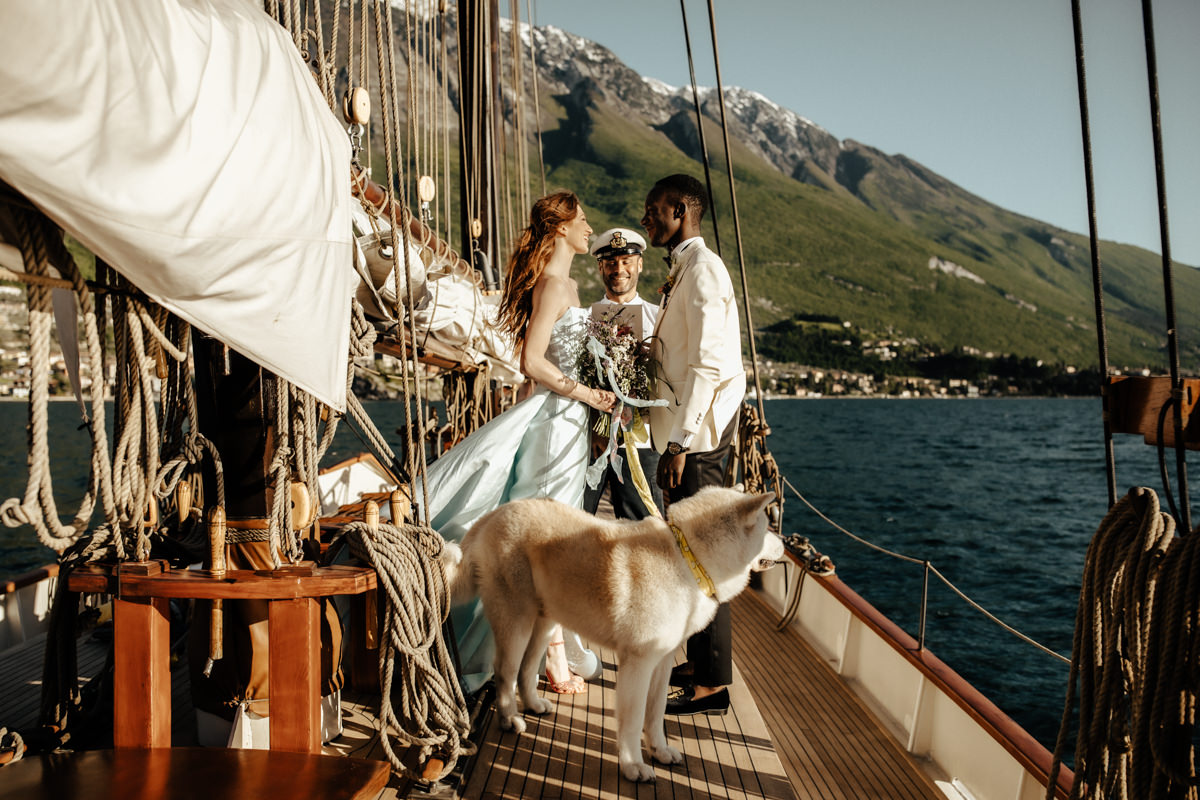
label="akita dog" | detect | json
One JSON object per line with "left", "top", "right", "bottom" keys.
{"left": 441, "top": 486, "right": 784, "bottom": 782}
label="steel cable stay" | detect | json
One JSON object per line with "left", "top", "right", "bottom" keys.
{"left": 1137, "top": 0, "right": 1190, "bottom": 533}
{"left": 1051, "top": 3, "right": 1199, "bottom": 796}
{"left": 525, "top": 0, "right": 547, "bottom": 196}
{"left": 778, "top": 473, "right": 1070, "bottom": 666}
{"left": 1074, "top": 0, "right": 1191, "bottom": 529}
{"left": 677, "top": 0, "right": 722, "bottom": 259}
{"left": 1070, "top": 0, "right": 1118, "bottom": 511}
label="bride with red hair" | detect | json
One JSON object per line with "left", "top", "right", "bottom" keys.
{"left": 420, "top": 191, "right": 616, "bottom": 695}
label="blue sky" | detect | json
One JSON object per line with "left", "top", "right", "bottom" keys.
{"left": 518, "top": 0, "right": 1199, "bottom": 268}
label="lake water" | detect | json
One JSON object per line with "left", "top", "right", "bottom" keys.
{"left": 1, "top": 397, "right": 1192, "bottom": 750}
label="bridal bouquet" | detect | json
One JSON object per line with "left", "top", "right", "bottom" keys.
{"left": 576, "top": 307, "right": 655, "bottom": 420}
{"left": 575, "top": 305, "right": 667, "bottom": 490}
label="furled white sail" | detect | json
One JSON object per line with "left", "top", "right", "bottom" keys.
{"left": 0, "top": 0, "right": 356, "bottom": 410}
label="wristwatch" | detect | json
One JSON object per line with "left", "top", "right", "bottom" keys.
{"left": 666, "top": 441, "right": 688, "bottom": 457}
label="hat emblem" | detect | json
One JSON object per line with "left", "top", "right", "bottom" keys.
{"left": 610, "top": 231, "right": 627, "bottom": 249}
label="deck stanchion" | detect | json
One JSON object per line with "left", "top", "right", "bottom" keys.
{"left": 918, "top": 560, "right": 931, "bottom": 652}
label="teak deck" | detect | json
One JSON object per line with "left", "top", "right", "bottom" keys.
{"left": 322, "top": 590, "right": 944, "bottom": 799}
{"left": 0, "top": 592, "right": 944, "bottom": 799}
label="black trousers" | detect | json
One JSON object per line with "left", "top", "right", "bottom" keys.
{"left": 583, "top": 446, "right": 664, "bottom": 519}
{"left": 663, "top": 413, "right": 738, "bottom": 687}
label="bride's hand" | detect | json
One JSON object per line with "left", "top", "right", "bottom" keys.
{"left": 589, "top": 388, "right": 617, "bottom": 413}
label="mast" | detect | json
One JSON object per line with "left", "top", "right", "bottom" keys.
{"left": 456, "top": 0, "right": 500, "bottom": 289}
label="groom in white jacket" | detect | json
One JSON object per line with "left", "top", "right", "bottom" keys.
{"left": 642, "top": 174, "right": 745, "bottom": 716}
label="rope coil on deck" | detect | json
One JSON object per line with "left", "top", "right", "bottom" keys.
{"left": 343, "top": 519, "right": 472, "bottom": 779}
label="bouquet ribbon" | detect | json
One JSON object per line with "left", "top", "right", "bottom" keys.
{"left": 583, "top": 336, "right": 667, "bottom": 510}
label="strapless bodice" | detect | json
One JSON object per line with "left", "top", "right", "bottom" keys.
{"left": 545, "top": 306, "right": 588, "bottom": 381}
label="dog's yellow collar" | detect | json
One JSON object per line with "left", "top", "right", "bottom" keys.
{"left": 668, "top": 520, "right": 716, "bottom": 599}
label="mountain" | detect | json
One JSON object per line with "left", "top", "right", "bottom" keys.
{"left": 386, "top": 10, "right": 1200, "bottom": 370}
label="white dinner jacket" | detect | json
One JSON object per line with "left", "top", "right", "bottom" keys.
{"left": 649, "top": 238, "right": 745, "bottom": 454}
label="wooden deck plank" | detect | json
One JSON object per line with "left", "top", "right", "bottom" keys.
{"left": 457, "top": 640, "right": 794, "bottom": 800}
{"left": 730, "top": 590, "right": 943, "bottom": 800}
{"left": 0, "top": 627, "right": 110, "bottom": 734}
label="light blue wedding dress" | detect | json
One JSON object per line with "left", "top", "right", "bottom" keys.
{"left": 419, "top": 306, "right": 594, "bottom": 693}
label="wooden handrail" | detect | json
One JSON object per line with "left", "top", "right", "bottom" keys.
{"left": 2, "top": 563, "right": 59, "bottom": 596}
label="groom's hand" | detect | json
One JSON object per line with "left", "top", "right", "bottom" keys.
{"left": 656, "top": 452, "right": 687, "bottom": 491}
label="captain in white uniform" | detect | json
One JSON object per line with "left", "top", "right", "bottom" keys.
{"left": 583, "top": 227, "right": 664, "bottom": 519}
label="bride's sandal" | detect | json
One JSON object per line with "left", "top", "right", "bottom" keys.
{"left": 545, "top": 640, "right": 588, "bottom": 694}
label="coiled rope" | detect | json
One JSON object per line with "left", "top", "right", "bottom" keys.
{"left": 342, "top": 519, "right": 472, "bottom": 779}
{"left": 732, "top": 403, "right": 784, "bottom": 527}
{"left": 1046, "top": 487, "right": 1200, "bottom": 800}
{"left": 111, "top": 282, "right": 171, "bottom": 561}
{"left": 153, "top": 317, "right": 226, "bottom": 526}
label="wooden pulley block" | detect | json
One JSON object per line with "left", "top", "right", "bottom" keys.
{"left": 143, "top": 500, "right": 159, "bottom": 529}
{"left": 289, "top": 481, "right": 317, "bottom": 529}
{"left": 417, "top": 175, "right": 437, "bottom": 204}
{"left": 470, "top": 218, "right": 483, "bottom": 238}
{"left": 342, "top": 86, "right": 371, "bottom": 125}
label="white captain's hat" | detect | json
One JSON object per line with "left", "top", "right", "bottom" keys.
{"left": 590, "top": 227, "right": 647, "bottom": 259}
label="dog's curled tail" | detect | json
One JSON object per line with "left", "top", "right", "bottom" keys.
{"left": 440, "top": 541, "right": 477, "bottom": 606}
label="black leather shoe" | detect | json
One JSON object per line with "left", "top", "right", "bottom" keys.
{"left": 664, "top": 687, "right": 729, "bottom": 716}
{"left": 669, "top": 663, "right": 694, "bottom": 688}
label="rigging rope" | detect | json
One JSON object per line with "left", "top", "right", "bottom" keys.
{"left": 343, "top": 518, "right": 473, "bottom": 779}
{"left": 0, "top": 209, "right": 116, "bottom": 553}
{"left": 111, "top": 284, "right": 171, "bottom": 561}
{"left": 703, "top": 0, "right": 767, "bottom": 430}
{"left": 524, "top": 0, "right": 547, "bottom": 196}
{"left": 1137, "top": 0, "right": 1190, "bottom": 532}
{"left": 677, "top": 0, "right": 721, "bottom": 258}
{"left": 1068, "top": 0, "right": 1118, "bottom": 509}
{"left": 373, "top": 0, "right": 433, "bottom": 521}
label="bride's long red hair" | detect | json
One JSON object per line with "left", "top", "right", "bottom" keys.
{"left": 496, "top": 191, "right": 580, "bottom": 354}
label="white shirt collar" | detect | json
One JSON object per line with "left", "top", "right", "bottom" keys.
{"left": 597, "top": 294, "right": 646, "bottom": 306}
{"left": 669, "top": 236, "right": 703, "bottom": 263}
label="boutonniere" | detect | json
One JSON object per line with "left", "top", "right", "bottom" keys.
{"left": 658, "top": 273, "right": 676, "bottom": 298}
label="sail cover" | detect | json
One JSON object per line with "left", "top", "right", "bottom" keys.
{"left": 0, "top": 0, "right": 355, "bottom": 410}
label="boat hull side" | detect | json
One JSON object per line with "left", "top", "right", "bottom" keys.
{"left": 757, "top": 562, "right": 1071, "bottom": 800}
